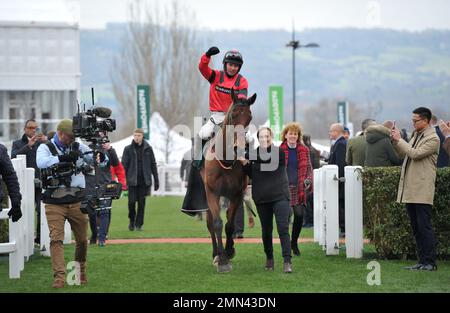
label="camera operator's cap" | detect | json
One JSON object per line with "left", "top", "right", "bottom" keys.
{"left": 57, "top": 119, "right": 74, "bottom": 136}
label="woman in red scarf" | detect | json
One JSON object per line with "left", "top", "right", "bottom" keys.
{"left": 280, "top": 123, "right": 313, "bottom": 256}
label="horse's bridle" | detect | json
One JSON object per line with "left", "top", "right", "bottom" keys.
{"left": 214, "top": 103, "right": 249, "bottom": 170}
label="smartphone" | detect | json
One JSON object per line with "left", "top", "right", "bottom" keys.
{"left": 392, "top": 120, "right": 396, "bottom": 129}
{"left": 35, "top": 127, "right": 43, "bottom": 136}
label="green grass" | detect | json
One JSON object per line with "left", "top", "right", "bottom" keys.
{"left": 106, "top": 196, "right": 313, "bottom": 239}
{"left": 1, "top": 243, "right": 449, "bottom": 293}
{"left": 0, "top": 196, "right": 448, "bottom": 292}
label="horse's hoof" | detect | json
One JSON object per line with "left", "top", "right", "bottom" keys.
{"left": 213, "top": 256, "right": 220, "bottom": 266}
{"left": 217, "top": 263, "right": 232, "bottom": 273}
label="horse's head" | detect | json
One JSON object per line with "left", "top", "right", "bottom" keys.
{"left": 225, "top": 90, "right": 257, "bottom": 128}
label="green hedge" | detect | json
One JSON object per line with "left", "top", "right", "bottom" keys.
{"left": 363, "top": 167, "right": 450, "bottom": 260}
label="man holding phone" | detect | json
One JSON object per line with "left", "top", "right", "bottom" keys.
{"left": 11, "top": 119, "right": 48, "bottom": 244}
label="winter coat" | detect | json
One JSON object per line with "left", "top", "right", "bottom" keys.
{"left": 11, "top": 134, "right": 41, "bottom": 178}
{"left": 443, "top": 137, "right": 450, "bottom": 160}
{"left": 346, "top": 134, "right": 366, "bottom": 166}
{"left": 308, "top": 145, "right": 321, "bottom": 169}
{"left": 328, "top": 136, "right": 347, "bottom": 200}
{"left": 365, "top": 125, "right": 403, "bottom": 167}
{"left": 111, "top": 161, "right": 127, "bottom": 190}
{"left": 244, "top": 145, "right": 290, "bottom": 205}
{"left": 434, "top": 126, "right": 449, "bottom": 167}
{"left": 279, "top": 140, "right": 313, "bottom": 205}
{"left": 0, "top": 144, "right": 22, "bottom": 209}
{"left": 394, "top": 126, "right": 440, "bottom": 205}
{"left": 122, "top": 140, "right": 159, "bottom": 187}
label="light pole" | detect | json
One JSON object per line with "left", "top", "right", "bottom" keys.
{"left": 286, "top": 23, "right": 319, "bottom": 122}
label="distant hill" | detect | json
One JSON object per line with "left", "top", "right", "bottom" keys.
{"left": 81, "top": 24, "right": 450, "bottom": 128}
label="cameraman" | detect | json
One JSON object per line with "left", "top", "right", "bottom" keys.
{"left": 85, "top": 140, "right": 119, "bottom": 246}
{"left": 36, "top": 119, "right": 108, "bottom": 289}
{"left": 0, "top": 144, "right": 22, "bottom": 222}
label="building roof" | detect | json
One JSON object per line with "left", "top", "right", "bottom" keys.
{"left": 0, "top": 0, "right": 78, "bottom": 27}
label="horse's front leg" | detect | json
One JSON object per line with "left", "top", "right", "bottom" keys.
{"left": 206, "top": 209, "right": 218, "bottom": 263}
{"left": 205, "top": 190, "right": 230, "bottom": 272}
{"left": 225, "top": 198, "right": 242, "bottom": 260}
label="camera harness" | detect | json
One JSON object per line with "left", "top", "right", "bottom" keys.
{"left": 44, "top": 140, "right": 78, "bottom": 187}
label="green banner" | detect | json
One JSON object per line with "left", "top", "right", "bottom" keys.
{"left": 337, "top": 101, "right": 348, "bottom": 126}
{"left": 137, "top": 85, "right": 151, "bottom": 140}
{"left": 269, "top": 86, "right": 284, "bottom": 141}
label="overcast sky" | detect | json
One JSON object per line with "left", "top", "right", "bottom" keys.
{"left": 78, "top": 0, "right": 450, "bottom": 31}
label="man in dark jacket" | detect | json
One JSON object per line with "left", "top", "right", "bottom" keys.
{"left": 328, "top": 123, "right": 347, "bottom": 235}
{"left": 365, "top": 122, "right": 403, "bottom": 167}
{"left": 439, "top": 120, "right": 450, "bottom": 159}
{"left": 11, "top": 119, "right": 47, "bottom": 242}
{"left": 431, "top": 115, "right": 449, "bottom": 167}
{"left": 0, "top": 144, "right": 22, "bottom": 222}
{"left": 346, "top": 118, "right": 376, "bottom": 166}
{"left": 122, "top": 129, "right": 159, "bottom": 231}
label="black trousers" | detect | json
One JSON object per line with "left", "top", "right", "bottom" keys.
{"left": 406, "top": 203, "right": 437, "bottom": 265}
{"left": 256, "top": 200, "right": 291, "bottom": 262}
{"left": 291, "top": 204, "right": 304, "bottom": 244}
{"left": 305, "top": 191, "right": 314, "bottom": 225}
{"left": 128, "top": 185, "right": 148, "bottom": 227}
{"left": 339, "top": 197, "right": 345, "bottom": 233}
{"left": 234, "top": 202, "right": 244, "bottom": 235}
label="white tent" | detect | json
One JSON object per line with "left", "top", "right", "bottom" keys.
{"left": 110, "top": 112, "right": 192, "bottom": 166}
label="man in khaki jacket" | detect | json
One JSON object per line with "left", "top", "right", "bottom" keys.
{"left": 391, "top": 107, "right": 439, "bottom": 271}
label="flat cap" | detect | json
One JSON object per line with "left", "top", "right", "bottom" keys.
{"left": 57, "top": 119, "right": 73, "bottom": 136}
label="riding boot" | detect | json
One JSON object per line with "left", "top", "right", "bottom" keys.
{"left": 192, "top": 138, "right": 208, "bottom": 169}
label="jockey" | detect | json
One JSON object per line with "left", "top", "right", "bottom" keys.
{"left": 194, "top": 47, "right": 249, "bottom": 168}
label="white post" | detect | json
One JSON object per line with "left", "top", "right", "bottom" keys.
{"left": 345, "top": 166, "right": 364, "bottom": 258}
{"left": 324, "top": 165, "right": 340, "bottom": 255}
{"left": 313, "top": 169, "right": 320, "bottom": 242}
{"left": 16, "top": 156, "right": 31, "bottom": 261}
{"left": 25, "top": 168, "right": 35, "bottom": 259}
{"left": 318, "top": 167, "right": 327, "bottom": 249}
{"left": 0, "top": 208, "right": 22, "bottom": 279}
{"left": 40, "top": 201, "right": 50, "bottom": 257}
{"left": 159, "top": 166, "right": 166, "bottom": 196}
{"left": 8, "top": 216, "right": 22, "bottom": 278}
{"left": 11, "top": 158, "right": 25, "bottom": 271}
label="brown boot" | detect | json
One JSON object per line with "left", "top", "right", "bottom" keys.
{"left": 265, "top": 258, "right": 274, "bottom": 271}
{"left": 52, "top": 279, "right": 65, "bottom": 289}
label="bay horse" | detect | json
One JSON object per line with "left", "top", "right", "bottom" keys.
{"left": 200, "top": 90, "right": 256, "bottom": 273}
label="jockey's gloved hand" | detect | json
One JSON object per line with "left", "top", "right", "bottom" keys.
{"left": 154, "top": 181, "right": 160, "bottom": 191}
{"left": 8, "top": 205, "right": 22, "bottom": 222}
{"left": 206, "top": 46, "right": 220, "bottom": 57}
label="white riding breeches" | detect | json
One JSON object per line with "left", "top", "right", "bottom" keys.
{"left": 198, "top": 112, "right": 225, "bottom": 140}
